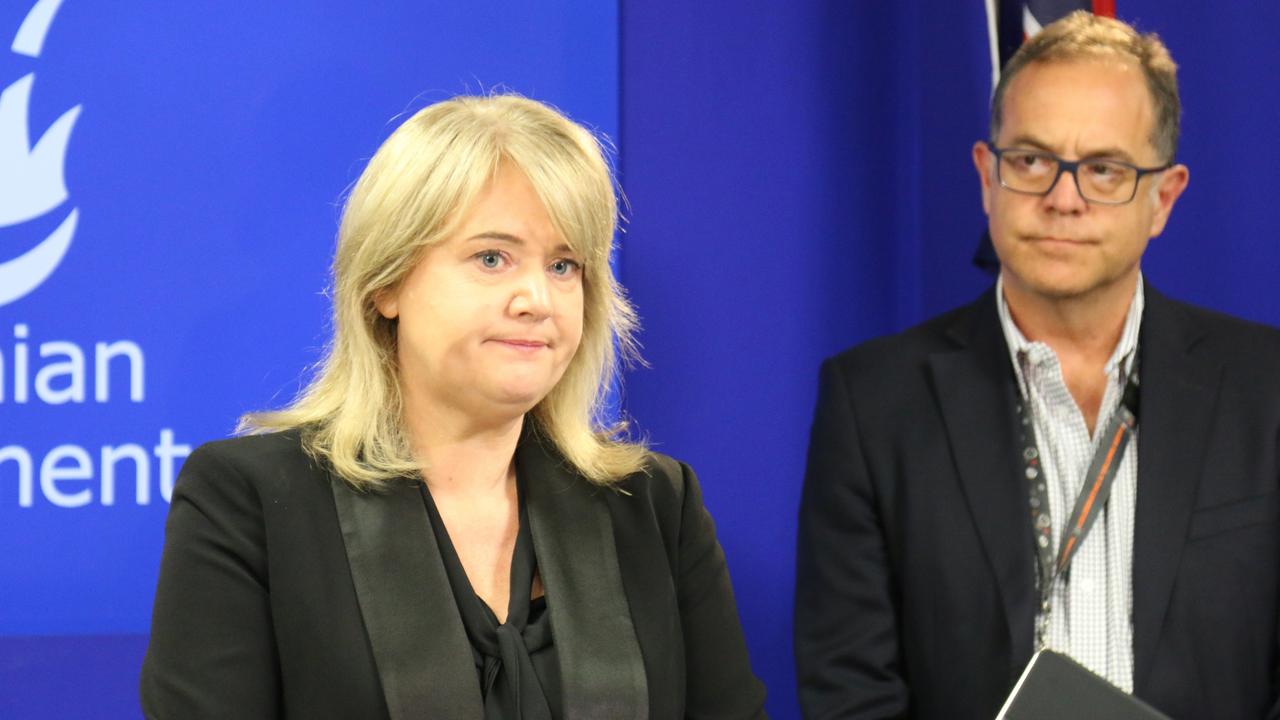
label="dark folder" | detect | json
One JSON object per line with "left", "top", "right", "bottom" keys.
{"left": 995, "top": 650, "right": 1171, "bottom": 719}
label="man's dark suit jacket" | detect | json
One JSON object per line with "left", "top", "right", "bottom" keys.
{"left": 795, "top": 286, "right": 1280, "bottom": 719}
{"left": 140, "top": 424, "right": 766, "bottom": 719}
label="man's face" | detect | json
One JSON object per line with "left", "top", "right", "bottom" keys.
{"left": 972, "top": 58, "right": 1189, "bottom": 302}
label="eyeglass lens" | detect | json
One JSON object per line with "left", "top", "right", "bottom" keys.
{"left": 999, "top": 150, "right": 1138, "bottom": 203}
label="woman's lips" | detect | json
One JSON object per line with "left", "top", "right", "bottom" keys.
{"left": 1029, "top": 235, "right": 1091, "bottom": 245}
{"left": 491, "top": 338, "right": 549, "bottom": 352}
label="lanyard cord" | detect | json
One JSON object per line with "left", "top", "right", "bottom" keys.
{"left": 1015, "top": 354, "right": 1140, "bottom": 647}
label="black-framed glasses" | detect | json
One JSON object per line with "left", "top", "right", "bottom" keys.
{"left": 985, "top": 141, "right": 1172, "bottom": 205}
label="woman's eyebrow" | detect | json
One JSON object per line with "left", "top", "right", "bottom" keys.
{"left": 464, "top": 231, "right": 524, "bottom": 245}
{"left": 464, "top": 232, "right": 576, "bottom": 254}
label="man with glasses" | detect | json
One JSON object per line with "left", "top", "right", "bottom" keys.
{"left": 796, "top": 11, "right": 1280, "bottom": 719}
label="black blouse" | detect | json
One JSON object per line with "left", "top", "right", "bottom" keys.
{"left": 419, "top": 481, "right": 562, "bottom": 720}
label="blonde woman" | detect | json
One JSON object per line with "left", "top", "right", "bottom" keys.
{"left": 140, "top": 95, "right": 766, "bottom": 719}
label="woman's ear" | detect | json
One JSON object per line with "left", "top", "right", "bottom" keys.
{"left": 372, "top": 286, "right": 399, "bottom": 319}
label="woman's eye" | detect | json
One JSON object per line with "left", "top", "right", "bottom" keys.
{"left": 549, "top": 259, "right": 581, "bottom": 277}
{"left": 476, "top": 251, "right": 504, "bottom": 269}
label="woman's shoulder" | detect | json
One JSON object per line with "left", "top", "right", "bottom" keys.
{"left": 609, "top": 450, "right": 701, "bottom": 519}
{"left": 190, "top": 428, "right": 310, "bottom": 465}
{"left": 635, "top": 450, "right": 690, "bottom": 499}
{"left": 177, "top": 428, "right": 328, "bottom": 503}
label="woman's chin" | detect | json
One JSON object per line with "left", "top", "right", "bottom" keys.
{"left": 481, "top": 384, "right": 552, "bottom": 415}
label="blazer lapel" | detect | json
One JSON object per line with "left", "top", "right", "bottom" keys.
{"left": 928, "top": 291, "right": 1038, "bottom": 675}
{"left": 518, "top": 424, "right": 649, "bottom": 720}
{"left": 1131, "top": 287, "right": 1221, "bottom": 693}
{"left": 330, "top": 475, "right": 483, "bottom": 720}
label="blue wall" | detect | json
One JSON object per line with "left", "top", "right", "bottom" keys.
{"left": 619, "top": 2, "right": 1280, "bottom": 717}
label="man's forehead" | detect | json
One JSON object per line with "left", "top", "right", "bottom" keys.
{"left": 999, "top": 57, "right": 1158, "bottom": 159}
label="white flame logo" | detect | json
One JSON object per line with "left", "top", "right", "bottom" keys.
{"left": 0, "top": 0, "right": 79, "bottom": 307}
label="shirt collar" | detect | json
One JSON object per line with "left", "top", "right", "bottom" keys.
{"left": 996, "top": 272, "right": 1145, "bottom": 390}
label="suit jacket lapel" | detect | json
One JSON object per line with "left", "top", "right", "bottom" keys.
{"left": 1131, "top": 287, "right": 1221, "bottom": 692}
{"left": 518, "top": 424, "right": 649, "bottom": 720}
{"left": 928, "top": 291, "right": 1038, "bottom": 676}
{"left": 330, "top": 475, "right": 483, "bottom": 720}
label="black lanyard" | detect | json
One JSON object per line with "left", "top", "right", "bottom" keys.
{"left": 1014, "top": 356, "right": 1140, "bottom": 647}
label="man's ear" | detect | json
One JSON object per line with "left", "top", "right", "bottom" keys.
{"left": 1148, "top": 163, "right": 1189, "bottom": 238}
{"left": 972, "top": 141, "right": 996, "bottom": 215}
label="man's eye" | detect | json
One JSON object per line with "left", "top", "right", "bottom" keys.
{"left": 1005, "top": 152, "right": 1051, "bottom": 173}
{"left": 1086, "top": 162, "right": 1117, "bottom": 177}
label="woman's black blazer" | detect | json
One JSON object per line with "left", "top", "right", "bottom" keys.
{"left": 140, "top": 426, "right": 766, "bottom": 719}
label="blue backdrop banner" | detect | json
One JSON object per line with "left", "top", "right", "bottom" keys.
{"left": 0, "top": 2, "right": 617, "bottom": 717}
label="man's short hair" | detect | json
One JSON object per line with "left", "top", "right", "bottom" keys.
{"left": 990, "top": 11, "right": 1180, "bottom": 162}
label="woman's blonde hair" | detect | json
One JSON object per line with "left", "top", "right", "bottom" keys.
{"left": 241, "top": 94, "right": 646, "bottom": 488}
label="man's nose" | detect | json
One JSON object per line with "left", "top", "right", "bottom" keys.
{"left": 1042, "top": 164, "right": 1089, "bottom": 213}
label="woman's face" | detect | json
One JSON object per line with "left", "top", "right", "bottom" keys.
{"left": 376, "top": 162, "right": 585, "bottom": 422}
